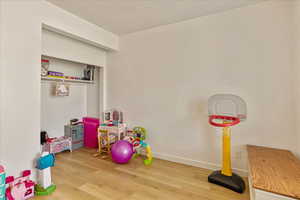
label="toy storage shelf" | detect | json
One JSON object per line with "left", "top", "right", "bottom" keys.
{"left": 41, "top": 76, "right": 94, "bottom": 84}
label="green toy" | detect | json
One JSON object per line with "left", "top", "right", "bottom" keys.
{"left": 133, "top": 127, "right": 147, "bottom": 140}
{"left": 35, "top": 184, "right": 56, "bottom": 196}
{"left": 133, "top": 126, "right": 152, "bottom": 165}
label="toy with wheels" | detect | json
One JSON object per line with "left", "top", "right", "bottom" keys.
{"left": 207, "top": 94, "right": 247, "bottom": 193}
{"left": 125, "top": 127, "right": 153, "bottom": 165}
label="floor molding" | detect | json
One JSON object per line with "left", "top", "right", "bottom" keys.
{"left": 153, "top": 152, "right": 248, "bottom": 177}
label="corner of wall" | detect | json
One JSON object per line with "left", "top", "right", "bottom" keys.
{"left": 41, "top": 0, "right": 119, "bottom": 51}
{"left": 291, "top": 0, "right": 300, "bottom": 157}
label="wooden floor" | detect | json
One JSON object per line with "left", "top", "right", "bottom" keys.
{"left": 35, "top": 148, "right": 250, "bottom": 200}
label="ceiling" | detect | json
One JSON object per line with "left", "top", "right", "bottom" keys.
{"left": 47, "top": 0, "right": 267, "bottom": 35}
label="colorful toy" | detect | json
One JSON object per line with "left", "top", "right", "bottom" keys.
{"left": 99, "top": 122, "right": 127, "bottom": 141}
{"left": 95, "top": 110, "right": 127, "bottom": 159}
{"left": 47, "top": 71, "right": 64, "bottom": 77}
{"left": 95, "top": 129, "right": 117, "bottom": 158}
{"left": 5, "top": 170, "right": 35, "bottom": 200}
{"left": 111, "top": 140, "right": 134, "bottom": 164}
{"left": 133, "top": 127, "right": 146, "bottom": 140}
{"left": 207, "top": 94, "right": 247, "bottom": 193}
{"left": 104, "top": 109, "right": 123, "bottom": 125}
{"left": 0, "top": 166, "right": 5, "bottom": 200}
{"left": 41, "top": 59, "right": 49, "bottom": 77}
{"left": 35, "top": 152, "right": 56, "bottom": 196}
{"left": 42, "top": 136, "right": 72, "bottom": 154}
{"left": 124, "top": 126, "right": 153, "bottom": 165}
{"left": 140, "top": 141, "right": 153, "bottom": 166}
{"left": 96, "top": 109, "right": 152, "bottom": 165}
{"left": 36, "top": 153, "right": 55, "bottom": 171}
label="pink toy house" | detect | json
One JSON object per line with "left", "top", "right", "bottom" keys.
{"left": 5, "top": 170, "right": 35, "bottom": 200}
{"left": 83, "top": 117, "right": 100, "bottom": 148}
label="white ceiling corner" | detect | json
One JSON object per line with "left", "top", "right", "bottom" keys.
{"left": 46, "top": 0, "right": 268, "bottom": 35}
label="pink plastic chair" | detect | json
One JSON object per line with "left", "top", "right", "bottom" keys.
{"left": 83, "top": 117, "right": 100, "bottom": 148}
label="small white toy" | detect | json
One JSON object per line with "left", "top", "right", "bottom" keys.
{"left": 35, "top": 152, "right": 56, "bottom": 196}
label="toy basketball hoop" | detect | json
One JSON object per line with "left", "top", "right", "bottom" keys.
{"left": 207, "top": 94, "right": 247, "bottom": 193}
{"left": 208, "top": 94, "right": 247, "bottom": 124}
{"left": 209, "top": 115, "right": 240, "bottom": 127}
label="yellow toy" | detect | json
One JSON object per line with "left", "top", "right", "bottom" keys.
{"left": 95, "top": 129, "right": 117, "bottom": 158}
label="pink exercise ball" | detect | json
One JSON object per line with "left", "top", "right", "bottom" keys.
{"left": 111, "top": 140, "right": 134, "bottom": 164}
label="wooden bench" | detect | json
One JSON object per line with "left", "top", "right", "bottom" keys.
{"left": 247, "top": 145, "right": 300, "bottom": 200}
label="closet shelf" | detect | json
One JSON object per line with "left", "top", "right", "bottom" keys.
{"left": 41, "top": 76, "right": 94, "bottom": 84}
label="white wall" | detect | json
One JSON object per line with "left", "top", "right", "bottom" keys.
{"left": 41, "top": 58, "right": 87, "bottom": 138}
{"left": 86, "top": 67, "right": 100, "bottom": 118}
{"left": 0, "top": 1, "right": 42, "bottom": 177}
{"left": 41, "top": 81, "right": 87, "bottom": 138}
{"left": 42, "top": 29, "right": 106, "bottom": 67}
{"left": 107, "top": 0, "right": 295, "bottom": 172}
{"left": 0, "top": 0, "right": 117, "bottom": 178}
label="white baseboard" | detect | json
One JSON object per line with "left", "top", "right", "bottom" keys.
{"left": 153, "top": 152, "right": 248, "bottom": 177}
{"left": 255, "top": 189, "right": 296, "bottom": 200}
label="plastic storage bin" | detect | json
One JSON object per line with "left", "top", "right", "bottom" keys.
{"left": 83, "top": 117, "right": 100, "bottom": 148}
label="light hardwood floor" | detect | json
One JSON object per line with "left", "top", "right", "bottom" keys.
{"left": 35, "top": 148, "right": 250, "bottom": 200}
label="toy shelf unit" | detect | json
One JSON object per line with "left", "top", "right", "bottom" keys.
{"left": 65, "top": 124, "right": 84, "bottom": 151}
{"left": 41, "top": 56, "right": 96, "bottom": 84}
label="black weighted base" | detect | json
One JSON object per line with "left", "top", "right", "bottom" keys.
{"left": 208, "top": 170, "right": 245, "bottom": 193}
